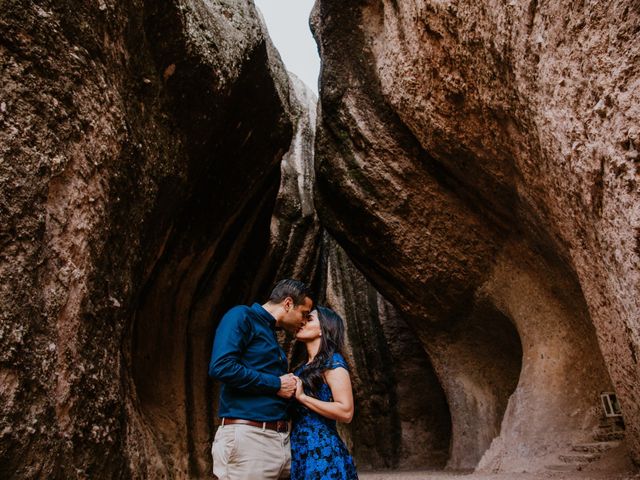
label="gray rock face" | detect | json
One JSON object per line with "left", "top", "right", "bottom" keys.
{"left": 0, "top": 1, "right": 297, "bottom": 477}
{"left": 313, "top": 0, "right": 639, "bottom": 471}
{"left": 258, "top": 74, "right": 323, "bottom": 287}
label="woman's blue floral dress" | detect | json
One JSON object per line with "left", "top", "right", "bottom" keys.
{"left": 291, "top": 353, "right": 358, "bottom": 480}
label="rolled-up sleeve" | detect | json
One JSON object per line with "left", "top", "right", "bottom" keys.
{"left": 208, "top": 308, "right": 281, "bottom": 393}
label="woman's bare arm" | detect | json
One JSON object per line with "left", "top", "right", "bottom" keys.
{"left": 294, "top": 368, "right": 354, "bottom": 423}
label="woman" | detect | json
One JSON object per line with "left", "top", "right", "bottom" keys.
{"left": 290, "top": 306, "right": 358, "bottom": 480}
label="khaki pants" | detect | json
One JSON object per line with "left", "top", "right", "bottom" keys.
{"left": 212, "top": 424, "right": 291, "bottom": 480}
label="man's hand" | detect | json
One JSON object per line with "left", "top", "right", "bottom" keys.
{"left": 277, "top": 373, "right": 296, "bottom": 398}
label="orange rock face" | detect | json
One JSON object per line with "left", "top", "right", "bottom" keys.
{"left": 0, "top": 0, "right": 298, "bottom": 477}
{"left": 1, "top": 0, "right": 638, "bottom": 476}
{"left": 313, "top": 0, "right": 639, "bottom": 471}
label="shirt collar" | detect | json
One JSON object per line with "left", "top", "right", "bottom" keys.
{"left": 251, "top": 303, "right": 277, "bottom": 330}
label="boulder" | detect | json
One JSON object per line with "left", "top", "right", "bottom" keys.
{"left": 313, "top": 0, "right": 639, "bottom": 470}
{"left": 0, "top": 0, "right": 296, "bottom": 477}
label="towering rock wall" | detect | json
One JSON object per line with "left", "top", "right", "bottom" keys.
{"left": 2, "top": 0, "right": 637, "bottom": 476}
{"left": 0, "top": 0, "right": 307, "bottom": 477}
{"left": 313, "top": 0, "right": 639, "bottom": 471}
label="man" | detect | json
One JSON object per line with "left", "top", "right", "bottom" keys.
{"left": 209, "top": 279, "right": 314, "bottom": 480}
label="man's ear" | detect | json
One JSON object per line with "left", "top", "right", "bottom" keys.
{"left": 284, "top": 297, "right": 293, "bottom": 310}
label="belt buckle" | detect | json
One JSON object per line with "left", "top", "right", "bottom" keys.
{"left": 276, "top": 421, "right": 287, "bottom": 433}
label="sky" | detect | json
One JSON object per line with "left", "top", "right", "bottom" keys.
{"left": 254, "top": 0, "right": 320, "bottom": 94}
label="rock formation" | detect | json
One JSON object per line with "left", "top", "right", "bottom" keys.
{"left": 2, "top": 0, "right": 639, "bottom": 477}
{"left": 313, "top": 0, "right": 639, "bottom": 472}
{"left": 0, "top": 0, "right": 307, "bottom": 477}
{"left": 258, "top": 74, "right": 323, "bottom": 288}
{"left": 322, "top": 237, "right": 451, "bottom": 470}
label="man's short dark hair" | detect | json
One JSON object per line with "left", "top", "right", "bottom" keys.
{"left": 269, "top": 279, "right": 313, "bottom": 306}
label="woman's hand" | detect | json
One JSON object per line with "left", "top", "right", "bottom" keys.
{"left": 294, "top": 376, "right": 305, "bottom": 401}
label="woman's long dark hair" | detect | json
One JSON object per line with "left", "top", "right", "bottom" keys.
{"left": 292, "top": 306, "right": 347, "bottom": 395}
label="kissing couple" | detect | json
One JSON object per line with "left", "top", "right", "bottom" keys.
{"left": 209, "top": 279, "right": 359, "bottom": 480}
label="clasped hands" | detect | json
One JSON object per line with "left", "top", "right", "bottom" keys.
{"left": 277, "top": 373, "right": 305, "bottom": 400}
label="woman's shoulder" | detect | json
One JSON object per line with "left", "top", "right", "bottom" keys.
{"left": 327, "top": 352, "right": 349, "bottom": 371}
{"left": 331, "top": 352, "right": 346, "bottom": 363}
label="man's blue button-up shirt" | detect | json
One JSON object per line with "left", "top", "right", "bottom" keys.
{"left": 208, "top": 303, "right": 289, "bottom": 421}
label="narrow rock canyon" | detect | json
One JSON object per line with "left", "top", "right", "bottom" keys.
{"left": 1, "top": 0, "right": 638, "bottom": 479}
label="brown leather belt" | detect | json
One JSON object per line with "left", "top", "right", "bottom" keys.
{"left": 221, "top": 418, "right": 289, "bottom": 433}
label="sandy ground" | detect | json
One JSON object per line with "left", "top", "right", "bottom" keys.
{"left": 359, "top": 446, "right": 640, "bottom": 479}
{"left": 359, "top": 471, "right": 640, "bottom": 480}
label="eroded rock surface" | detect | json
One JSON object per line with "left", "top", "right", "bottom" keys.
{"left": 0, "top": 0, "right": 300, "bottom": 477}
{"left": 323, "top": 237, "right": 451, "bottom": 470}
{"left": 313, "top": 0, "right": 639, "bottom": 471}
{"left": 258, "top": 74, "right": 323, "bottom": 288}
{"left": 2, "top": 0, "right": 638, "bottom": 476}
